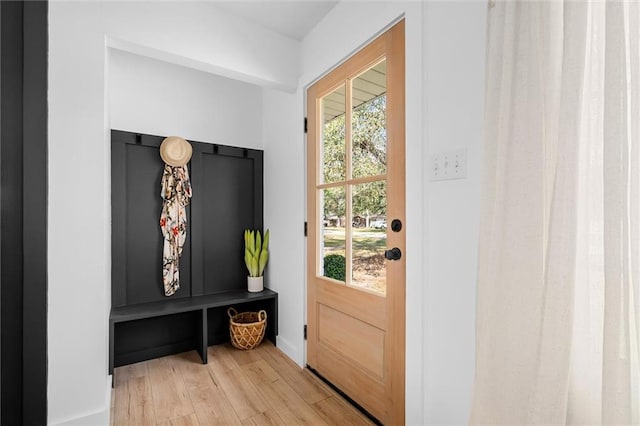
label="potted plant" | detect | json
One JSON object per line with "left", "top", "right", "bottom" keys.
{"left": 244, "top": 229, "right": 269, "bottom": 292}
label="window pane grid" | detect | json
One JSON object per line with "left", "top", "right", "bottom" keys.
{"left": 317, "top": 58, "right": 388, "bottom": 296}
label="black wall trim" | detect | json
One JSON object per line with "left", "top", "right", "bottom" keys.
{"left": 21, "top": 3, "right": 48, "bottom": 425}
{"left": 1, "top": 2, "right": 26, "bottom": 422}
{"left": 0, "top": 1, "right": 48, "bottom": 424}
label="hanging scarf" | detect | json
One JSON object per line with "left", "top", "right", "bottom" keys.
{"left": 160, "top": 164, "right": 192, "bottom": 296}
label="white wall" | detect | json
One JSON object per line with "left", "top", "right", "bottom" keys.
{"left": 49, "top": 3, "right": 110, "bottom": 424}
{"left": 423, "top": 2, "right": 486, "bottom": 424}
{"left": 48, "top": 2, "right": 296, "bottom": 424}
{"left": 262, "top": 88, "right": 305, "bottom": 363}
{"left": 109, "top": 49, "right": 262, "bottom": 148}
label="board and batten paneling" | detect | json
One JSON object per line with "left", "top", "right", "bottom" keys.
{"left": 111, "top": 130, "right": 263, "bottom": 308}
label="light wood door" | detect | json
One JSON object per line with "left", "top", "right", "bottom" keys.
{"left": 306, "top": 21, "right": 405, "bottom": 425}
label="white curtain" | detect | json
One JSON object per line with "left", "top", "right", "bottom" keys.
{"left": 471, "top": 1, "right": 640, "bottom": 424}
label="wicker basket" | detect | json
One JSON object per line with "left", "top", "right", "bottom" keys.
{"left": 228, "top": 307, "right": 267, "bottom": 350}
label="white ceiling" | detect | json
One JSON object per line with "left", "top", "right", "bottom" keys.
{"left": 213, "top": 1, "right": 339, "bottom": 41}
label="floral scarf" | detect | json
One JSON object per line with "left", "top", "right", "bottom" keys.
{"left": 160, "top": 164, "right": 192, "bottom": 296}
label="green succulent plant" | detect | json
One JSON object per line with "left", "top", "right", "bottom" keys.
{"left": 244, "top": 229, "right": 269, "bottom": 277}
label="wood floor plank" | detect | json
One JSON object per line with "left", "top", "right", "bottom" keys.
{"left": 127, "top": 402, "right": 157, "bottom": 426}
{"left": 312, "top": 396, "right": 374, "bottom": 426}
{"left": 241, "top": 356, "right": 280, "bottom": 383}
{"left": 240, "top": 409, "right": 285, "bottom": 426}
{"left": 115, "top": 360, "right": 149, "bottom": 384}
{"left": 112, "top": 375, "right": 130, "bottom": 411}
{"left": 255, "top": 343, "right": 332, "bottom": 404}
{"left": 111, "top": 367, "right": 156, "bottom": 426}
{"left": 112, "top": 375, "right": 152, "bottom": 409}
{"left": 207, "top": 348, "right": 269, "bottom": 420}
{"left": 207, "top": 344, "right": 241, "bottom": 372}
{"left": 157, "top": 413, "right": 199, "bottom": 426}
{"left": 173, "top": 350, "right": 216, "bottom": 391}
{"left": 188, "top": 384, "right": 242, "bottom": 425}
{"left": 112, "top": 403, "right": 130, "bottom": 426}
{"left": 111, "top": 379, "right": 130, "bottom": 426}
{"left": 111, "top": 399, "right": 157, "bottom": 426}
{"left": 228, "top": 345, "right": 264, "bottom": 365}
{"left": 243, "top": 360, "right": 328, "bottom": 425}
{"left": 147, "top": 356, "right": 194, "bottom": 423}
{"left": 127, "top": 376, "right": 153, "bottom": 406}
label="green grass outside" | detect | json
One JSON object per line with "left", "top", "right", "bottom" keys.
{"left": 322, "top": 227, "right": 386, "bottom": 257}
{"left": 322, "top": 227, "right": 387, "bottom": 294}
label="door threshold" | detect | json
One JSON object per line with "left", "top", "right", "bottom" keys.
{"left": 306, "top": 365, "right": 383, "bottom": 426}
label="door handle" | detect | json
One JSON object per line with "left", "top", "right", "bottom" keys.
{"left": 384, "top": 247, "right": 402, "bottom": 261}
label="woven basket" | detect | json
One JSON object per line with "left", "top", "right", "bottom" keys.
{"left": 228, "top": 307, "right": 267, "bottom": 350}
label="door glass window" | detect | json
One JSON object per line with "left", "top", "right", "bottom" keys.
{"left": 321, "top": 85, "right": 346, "bottom": 183}
{"left": 351, "top": 181, "right": 387, "bottom": 293}
{"left": 352, "top": 60, "right": 387, "bottom": 179}
{"left": 320, "top": 186, "right": 346, "bottom": 282}
{"left": 317, "top": 59, "right": 388, "bottom": 295}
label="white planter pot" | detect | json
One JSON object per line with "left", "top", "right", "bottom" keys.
{"left": 247, "top": 276, "right": 264, "bottom": 293}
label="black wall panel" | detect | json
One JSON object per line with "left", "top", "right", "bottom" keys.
{"left": 1, "top": 2, "right": 25, "bottom": 421}
{"left": 0, "top": 1, "right": 48, "bottom": 424}
{"left": 202, "top": 153, "right": 255, "bottom": 293}
{"left": 125, "top": 143, "right": 191, "bottom": 304}
{"left": 111, "top": 130, "right": 263, "bottom": 308}
{"left": 21, "top": 3, "right": 48, "bottom": 424}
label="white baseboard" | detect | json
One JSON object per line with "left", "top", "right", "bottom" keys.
{"left": 54, "top": 377, "right": 112, "bottom": 426}
{"left": 276, "top": 335, "right": 304, "bottom": 367}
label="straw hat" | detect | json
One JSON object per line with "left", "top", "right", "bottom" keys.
{"left": 160, "top": 136, "right": 192, "bottom": 167}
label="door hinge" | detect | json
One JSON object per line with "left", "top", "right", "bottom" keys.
{"left": 304, "top": 221, "right": 308, "bottom": 237}
{"left": 304, "top": 324, "right": 307, "bottom": 340}
{"left": 304, "top": 117, "right": 308, "bottom": 134}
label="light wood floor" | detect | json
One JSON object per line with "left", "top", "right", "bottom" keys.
{"left": 110, "top": 342, "right": 374, "bottom": 425}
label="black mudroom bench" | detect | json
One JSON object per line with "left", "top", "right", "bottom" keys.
{"left": 108, "top": 288, "right": 278, "bottom": 375}
{"left": 110, "top": 131, "right": 273, "bottom": 380}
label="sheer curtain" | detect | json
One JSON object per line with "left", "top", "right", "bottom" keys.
{"left": 470, "top": 1, "right": 639, "bottom": 424}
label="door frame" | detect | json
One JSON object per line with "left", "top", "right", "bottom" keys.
{"left": 304, "top": 18, "right": 405, "bottom": 425}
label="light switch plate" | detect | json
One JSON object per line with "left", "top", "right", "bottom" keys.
{"left": 431, "top": 148, "right": 467, "bottom": 181}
